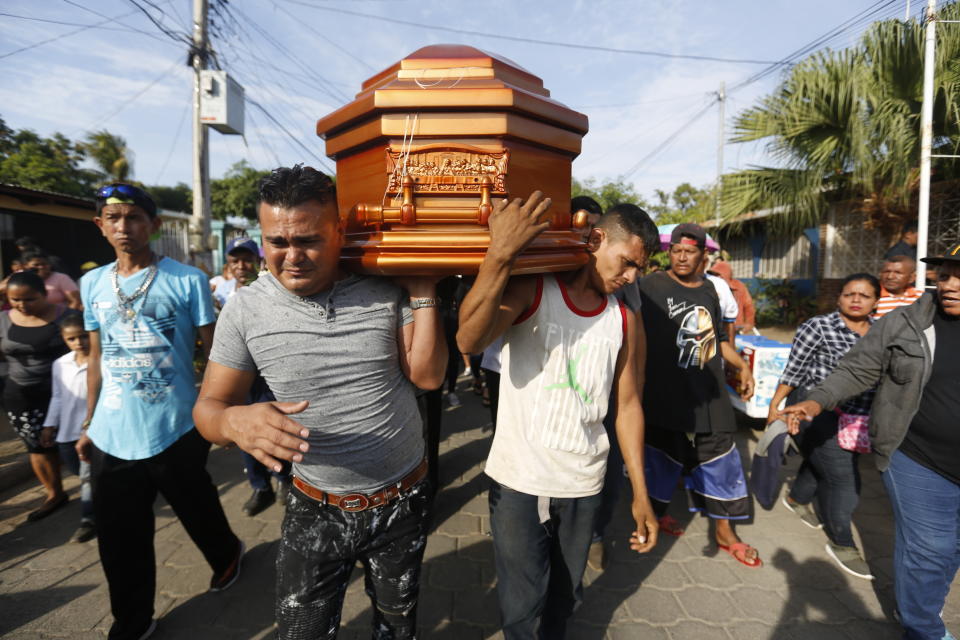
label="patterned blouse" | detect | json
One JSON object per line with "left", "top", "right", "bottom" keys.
{"left": 779, "top": 311, "right": 875, "bottom": 416}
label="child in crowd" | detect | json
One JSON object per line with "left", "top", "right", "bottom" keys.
{"left": 41, "top": 314, "right": 95, "bottom": 542}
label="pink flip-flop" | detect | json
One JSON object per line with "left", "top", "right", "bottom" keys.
{"left": 718, "top": 542, "right": 762, "bottom": 568}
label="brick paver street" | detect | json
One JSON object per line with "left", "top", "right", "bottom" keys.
{"left": 1, "top": 380, "right": 958, "bottom": 639}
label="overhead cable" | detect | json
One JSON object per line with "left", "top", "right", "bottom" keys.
{"left": 280, "top": 0, "right": 784, "bottom": 65}
{"left": 0, "top": 9, "right": 154, "bottom": 59}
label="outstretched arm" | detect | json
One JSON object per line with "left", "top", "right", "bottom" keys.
{"left": 615, "top": 310, "right": 658, "bottom": 554}
{"left": 457, "top": 191, "right": 552, "bottom": 354}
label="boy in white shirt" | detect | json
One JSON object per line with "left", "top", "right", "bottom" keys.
{"left": 41, "top": 314, "right": 95, "bottom": 542}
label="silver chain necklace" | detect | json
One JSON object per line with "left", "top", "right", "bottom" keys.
{"left": 111, "top": 255, "right": 159, "bottom": 322}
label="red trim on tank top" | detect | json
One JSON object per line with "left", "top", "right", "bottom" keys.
{"left": 555, "top": 274, "right": 608, "bottom": 317}
{"left": 513, "top": 275, "right": 544, "bottom": 325}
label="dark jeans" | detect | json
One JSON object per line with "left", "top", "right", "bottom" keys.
{"left": 59, "top": 441, "right": 94, "bottom": 522}
{"left": 488, "top": 480, "right": 601, "bottom": 639}
{"left": 240, "top": 450, "right": 290, "bottom": 491}
{"left": 789, "top": 412, "right": 860, "bottom": 548}
{"left": 443, "top": 314, "right": 460, "bottom": 393}
{"left": 883, "top": 449, "right": 960, "bottom": 640}
{"left": 90, "top": 428, "right": 239, "bottom": 640}
{"left": 593, "top": 413, "right": 623, "bottom": 542}
{"left": 276, "top": 479, "right": 432, "bottom": 639}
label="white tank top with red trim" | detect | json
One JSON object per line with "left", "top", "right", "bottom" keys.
{"left": 485, "top": 274, "right": 626, "bottom": 497}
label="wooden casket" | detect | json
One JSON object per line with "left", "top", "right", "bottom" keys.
{"left": 315, "top": 44, "right": 591, "bottom": 275}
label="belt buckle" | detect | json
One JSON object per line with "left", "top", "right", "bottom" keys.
{"left": 339, "top": 494, "right": 370, "bottom": 512}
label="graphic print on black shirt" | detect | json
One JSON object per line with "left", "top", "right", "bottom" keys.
{"left": 638, "top": 272, "right": 736, "bottom": 433}
{"left": 900, "top": 309, "right": 960, "bottom": 484}
{"left": 667, "top": 298, "right": 718, "bottom": 369}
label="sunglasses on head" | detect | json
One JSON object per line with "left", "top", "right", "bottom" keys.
{"left": 96, "top": 184, "right": 149, "bottom": 200}
{"left": 96, "top": 184, "right": 157, "bottom": 215}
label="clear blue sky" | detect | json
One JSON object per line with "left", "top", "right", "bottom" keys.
{"left": 0, "top": 0, "right": 923, "bottom": 204}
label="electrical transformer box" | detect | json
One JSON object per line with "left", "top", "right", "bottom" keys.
{"left": 200, "top": 70, "right": 244, "bottom": 135}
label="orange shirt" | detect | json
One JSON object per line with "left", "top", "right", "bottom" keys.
{"left": 874, "top": 287, "right": 923, "bottom": 318}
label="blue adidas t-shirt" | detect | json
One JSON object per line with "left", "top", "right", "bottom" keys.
{"left": 82, "top": 257, "right": 215, "bottom": 460}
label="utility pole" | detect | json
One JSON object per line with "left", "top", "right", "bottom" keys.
{"left": 916, "top": 0, "right": 936, "bottom": 290}
{"left": 190, "top": 0, "right": 212, "bottom": 272}
{"left": 715, "top": 81, "right": 726, "bottom": 226}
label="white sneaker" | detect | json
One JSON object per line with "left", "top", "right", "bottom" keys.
{"left": 447, "top": 392, "right": 461, "bottom": 407}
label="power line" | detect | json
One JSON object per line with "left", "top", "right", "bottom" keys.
{"left": 59, "top": 0, "right": 170, "bottom": 41}
{"left": 73, "top": 59, "right": 184, "bottom": 136}
{"left": 155, "top": 95, "right": 191, "bottom": 183}
{"left": 271, "top": 1, "right": 375, "bottom": 72}
{"left": 245, "top": 109, "right": 283, "bottom": 168}
{"left": 246, "top": 97, "right": 334, "bottom": 172}
{"left": 621, "top": 101, "right": 718, "bottom": 180}
{"left": 573, "top": 92, "right": 713, "bottom": 110}
{"left": 126, "top": 0, "right": 192, "bottom": 46}
{"left": 280, "top": 0, "right": 784, "bottom": 65}
{"left": 0, "top": 10, "right": 158, "bottom": 35}
{"left": 0, "top": 9, "right": 152, "bottom": 59}
{"left": 216, "top": 3, "right": 349, "bottom": 104}
{"left": 728, "top": 0, "right": 900, "bottom": 93}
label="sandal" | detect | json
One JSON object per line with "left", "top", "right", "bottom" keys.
{"left": 27, "top": 494, "right": 69, "bottom": 522}
{"left": 718, "top": 541, "right": 762, "bottom": 568}
{"left": 658, "top": 515, "right": 685, "bottom": 537}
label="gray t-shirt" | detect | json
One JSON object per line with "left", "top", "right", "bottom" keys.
{"left": 210, "top": 272, "right": 422, "bottom": 493}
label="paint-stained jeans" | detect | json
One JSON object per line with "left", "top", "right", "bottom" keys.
{"left": 276, "top": 478, "right": 432, "bottom": 640}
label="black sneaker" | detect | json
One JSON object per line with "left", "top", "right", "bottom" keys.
{"left": 242, "top": 488, "right": 275, "bottom": 517}
{"left": 209, "top": 540, "right": 245, "bottom": 592}
{"left": 72, "top": 521, "right": 97, "bottom": 543}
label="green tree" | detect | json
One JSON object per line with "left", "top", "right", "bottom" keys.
{"left": 0, "top": 123, "right": 96, "bottom": 196}
{"left": 148, "top": 182, "right": 192, "bottom": 213}
{"left": 724, "top": 7, "right": 960, "bottom": 233}
{"left": 571, "top": 176, "right": 647, "bottom": 211}
{"left": 210, "top": 161, "right": 270, "bottom": 220}
{"left": 648, "top": 182, "right": 716, "bottom": 223}
{"left": 83, "top": 130, "right": 134, "bottom": 183}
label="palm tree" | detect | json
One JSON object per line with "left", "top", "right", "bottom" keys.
{"left": 722, "top": 5, "right": 960, "bottom": 234}
{"left": 83, "top": 130, "right": 134, "bottom": 183}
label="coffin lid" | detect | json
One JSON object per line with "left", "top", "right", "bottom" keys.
{"left": 316, "top": 44, "right": 588, "bottom": 143}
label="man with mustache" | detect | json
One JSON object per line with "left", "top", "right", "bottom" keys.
{"left": 193, "top": 165, "right": 446, "bottom": 639}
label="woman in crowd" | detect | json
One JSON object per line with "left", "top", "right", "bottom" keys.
{"left": 767, "top": 272, "right": 880, "bottom": 580}
{"left": 23, "top": 251, "right": 82, "bottom": 310}
{"left": 0, "top": 270, "right": 77, "bottom": 520}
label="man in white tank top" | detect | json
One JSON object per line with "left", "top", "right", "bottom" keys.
{"left": 458, "top": 192, "right": 660, "bottom": 639}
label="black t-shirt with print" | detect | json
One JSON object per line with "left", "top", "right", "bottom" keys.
{"left": 637, "top": 271, "right": 735, "bottom": 433}
{"left": 900, "top": 309, "right": 960, "bottom": 484}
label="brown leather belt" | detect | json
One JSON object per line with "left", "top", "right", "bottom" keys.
{"left": 292, "top": 458, "right": 428, "bottom": 512}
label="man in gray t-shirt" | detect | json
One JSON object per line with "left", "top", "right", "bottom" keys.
{"left": 193, "top": 165, "right": 446, "bottom": 640}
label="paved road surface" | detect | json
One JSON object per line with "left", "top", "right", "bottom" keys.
{"left": 1, "top": 380, "right": 957, "bottom": 639}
